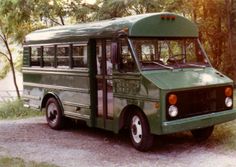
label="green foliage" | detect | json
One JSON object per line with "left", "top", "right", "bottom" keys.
{"left": 95, "top": 0, "right": 131, "bottom": 20}
{"left": 0, "top": 156, "right": 58, "bottom": 167}
{"left": 0, "top": 100, "right": 42, "bottom": 119}
{"left": 0, "top": 0, "right": 34, "bottom": 42}
{"left": 14, "top": 54, "right": 23, "bottom": 72}
{"left": 0, "top": 57, "right": 10, "bottom": 79}
{"left": 68, "top": 0, "right": 98, "bottom": 23}
{"left": 0, "top": 0, "right": 36, "bottom": 98}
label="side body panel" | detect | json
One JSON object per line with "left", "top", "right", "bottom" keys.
{"left": 112, "top": 72, "right": 161, "bottom": 134}
{"left": 23, "top": 67, "right": 92, "bottom": 124}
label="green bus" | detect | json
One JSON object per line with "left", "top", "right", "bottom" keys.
{"left": 23, "top": 12, "right": 236, "bottom": 151}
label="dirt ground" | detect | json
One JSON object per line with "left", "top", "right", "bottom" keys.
{"left": 0, "top": 117, "right": 236, "bottom": 167}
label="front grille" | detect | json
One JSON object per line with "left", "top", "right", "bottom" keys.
{"left": 166, "top": 86, "right": 233, "bottom": 121}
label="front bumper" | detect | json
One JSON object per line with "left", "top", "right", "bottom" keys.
{"left": 161, "top": 109, "right": 236, "bottom": 134}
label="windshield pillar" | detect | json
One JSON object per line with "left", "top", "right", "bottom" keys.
{"left": 127, "top": 38, "right": 142, "bottom": 72}
{"left": 197, "top": 39, "right": 212, "bottom": 67}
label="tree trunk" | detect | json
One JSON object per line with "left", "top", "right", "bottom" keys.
{"left": 9, "top": 57, "right": 20, "bottom": 99}
{"left": 217, "top": 15, "right": 222, "bottom": 68}
{"left": 3, "top": 35, "right": 21, "bottom": 99}
{"left": 59, "top": 15, "right": 65, "bottom": 25}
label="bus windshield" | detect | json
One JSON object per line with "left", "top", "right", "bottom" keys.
{"left": 130, "top": 38, "right": 210, "bottom": 70}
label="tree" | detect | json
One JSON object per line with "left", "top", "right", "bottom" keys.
{"left": 226, "top": 0, "right": 236, "bottom": 81}
{"left": 0, "top": 0, "right": 34, "bottom": 98}
{"left": 69, "top": 0, "right": 98, "bottom": 23}
{"left": 175, "top": 0, "right": 234, "bottom": 78}
{"left": 33, "top": 0, "right": 68, "bottom": 26}
{"left": 94, "top": 0, "right": 187, "bottom": 20}
{"left": 94, "top": 0, "right": 131, "bottom": 20}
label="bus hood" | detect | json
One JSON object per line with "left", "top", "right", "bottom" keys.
{"left": 142, "top": 67, "right": 233, "bottom": 90}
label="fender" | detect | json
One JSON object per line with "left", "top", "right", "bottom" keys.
{"left": 41, "top": 92, "right": 64, "bottom": 114}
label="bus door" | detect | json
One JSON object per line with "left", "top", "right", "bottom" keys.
{"left": 96, "top": 39, "right": 114, "bottom": 128}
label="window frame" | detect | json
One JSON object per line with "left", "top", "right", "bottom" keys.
{"left": 25, "top": 41, "right": 89, "bottom": 69}
{"left": 129, "top": 37, "right": 211, "bottom": 71}
{"left": 117, "top": 38, "right": 139, "bottom": 73}
{"left": 72, "top": 44, "right": 88, "bottom": 68}
{"left": 56, "top": 44, "right": 70, "bottom": 68}
{"left": 43, "top": 45, "right": 55, "bottom": 68}
{"left": 29, "top": 46, "right": 42, "bottom": 67}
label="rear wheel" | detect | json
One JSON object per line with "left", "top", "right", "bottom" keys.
{"left": 129, "top": 111, "right": 154, "bottom": 151}
{"left": 191, "top": 126, "right": 214, "bottom": 141}
{"left": 46, "top": 98, "right": 64, "bottom": 130}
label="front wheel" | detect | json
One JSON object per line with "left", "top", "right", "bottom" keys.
{"left": 130, "top": 112, "right": 154, "bottom": 151}
{"left": 191, "top": 126, "right": 214, "bottom": 141}
{"left": 46, "top": 98, "right": 64, "bottom": 130}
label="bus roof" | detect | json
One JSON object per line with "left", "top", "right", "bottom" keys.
{"left": 24, "top": 12, "right": 198, "bottom": 45}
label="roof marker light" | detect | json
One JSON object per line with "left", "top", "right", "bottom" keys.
{"left": 160, "top": 15, "right": 176, "bottom": 21}
{"left": 171, "top": 16, "right": 176, "bottom": 20}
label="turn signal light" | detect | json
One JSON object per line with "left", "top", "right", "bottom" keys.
{"left": 168, "top": 94, "right": 177, "bottom": 105}
{"left": 225, "top": 87, "right": 233, "bottom": 97}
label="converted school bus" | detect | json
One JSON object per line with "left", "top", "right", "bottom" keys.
{"left": 23, "top": 12, "right": 236, "bottom": 151}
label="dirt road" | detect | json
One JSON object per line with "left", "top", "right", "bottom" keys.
{"left": 0, "top": 117, "right": 236, "bottom": 167}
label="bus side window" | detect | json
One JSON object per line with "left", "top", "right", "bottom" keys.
{"left": 119, "top": 40, "right": 136, "bottom": 72}
{"left": 31, "top": 47, "right": 41, "bottom": 66}
{"left": 106, "top": 43, "right": 112, "bottom": 75}
{"left": 57, "top": 45, "right": 70, "bottom": 68}
{"left": 43, "top": 46, "right": 55, "bottom": 67}
{"left": 96, "top": 44, "right": 102, "bottom": 75}
{"left": 73, "top": 45, "right": 88, "bottom": 68}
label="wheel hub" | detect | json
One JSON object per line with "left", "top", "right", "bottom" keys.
{"left": 132, "top": 125, "right": 137, "bottom": 135}
{"left": 131, "top": 115, "right": 142, "bottom": 144}
{"left": 47, "top": 103, "right": 58, "bottom": 124}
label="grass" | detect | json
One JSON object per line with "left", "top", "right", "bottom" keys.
{"left": 0, "top": 100, "right": 42, "bottom": 120}
{"left": 0, "top": 156, "right": 58, "bottom": 167}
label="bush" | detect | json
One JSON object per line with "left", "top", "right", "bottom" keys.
{"left": 0, "top": 100, "right": 42, "bottom": 119}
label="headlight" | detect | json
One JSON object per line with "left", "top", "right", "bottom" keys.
{"left": 225, "top": 97, "right": 233, "bottom": 108}
{"left": 168, "top": 105, "right": 178, "bottom": 117}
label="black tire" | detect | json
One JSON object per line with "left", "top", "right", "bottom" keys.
{"left": 191, "top": 126, "right": 214, "bottom": 142}
{"left": 129, "top": 111, "right": 154, "bottom": 151}
{"left": 45, "top": 97, "right": 64, "bottom": 130}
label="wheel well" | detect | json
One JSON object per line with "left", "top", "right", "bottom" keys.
{"left": 119, "top": 105, "right": 145, "bottom": 131}
{"left": 41, "top": 93, "right": 63, "bottom": 111}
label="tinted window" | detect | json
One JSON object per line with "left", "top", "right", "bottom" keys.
{"left": 57, "top": 45, "right": 69, "bottom": 67}
{"left": 31, "top": 47, "right": 41, "bottom": 66}
{"left": 106, "top": 43, "right": 112, "bottom": 75}
{"left": 120, "top": 40, "right": 136, "bottom": 72}
{"left": 73, "top": 45, "right": 87, "bottom": 67}
{"left": 43, "top": 46, "right": 54, "bottom": 67}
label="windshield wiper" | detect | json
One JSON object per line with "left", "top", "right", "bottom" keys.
{"left": 187, "top": 63, "right": 206, "bottom": 68}
{"left": 153, "top": 61, "right": 174, "bottom": 70}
